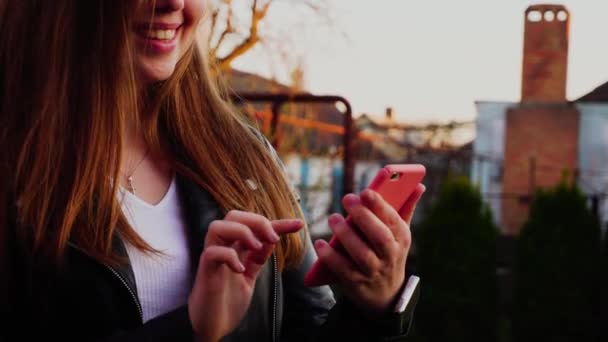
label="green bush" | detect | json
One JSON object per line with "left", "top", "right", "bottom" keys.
{"left": 513, "top": 183, "right": 601, "bottom": 342}
{"left": 412, "top": 177, "right": 497, "bottom": 342}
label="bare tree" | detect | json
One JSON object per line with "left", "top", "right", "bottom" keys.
{"left": 207, "top": 0, "right": 332, "bottom": 71}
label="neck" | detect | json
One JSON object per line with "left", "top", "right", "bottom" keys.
{"left": 121, "top": 115, "right": 149, "bottom": 174}
{"left": 124, "top": 119, "right": 146, "bottom": 150}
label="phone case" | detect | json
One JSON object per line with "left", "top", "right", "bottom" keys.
{"left": 304, "top": 164, "right": 426, "bottom": 287}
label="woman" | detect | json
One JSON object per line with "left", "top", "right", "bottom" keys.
{"left": 0, "top": 1, "right": 424, "bottom": 341}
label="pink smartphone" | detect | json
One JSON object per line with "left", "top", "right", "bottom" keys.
{"left": 304, "top": 164, "right": 426, "bottom": 287}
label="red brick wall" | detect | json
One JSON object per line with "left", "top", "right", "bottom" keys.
{"left": 501, "top": 104, "right": 579, "bottom": 235}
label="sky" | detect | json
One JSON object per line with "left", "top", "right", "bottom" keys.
{"left": 231, "top": 0, "right": 608, "bottom": 124}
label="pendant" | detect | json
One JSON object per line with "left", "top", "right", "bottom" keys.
{"left": 127, "top": 176, "right": 136, "bottom": 194}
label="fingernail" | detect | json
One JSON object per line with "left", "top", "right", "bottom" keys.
{"left": 239, "top": 262, "right": 246, "bottom": 273}
{"left": 315, "top": 239, "right": 326, "bottom": 249}
{"left": 343, "top": 194, "right": 360, "bottom": 208}
{"left": 361, "top": 189, "right": 375, "bottom": 203}
{"left": 254, "top": 240, "right": 263, "bottom": 250}
{"left": 328, "top": 214, "right": 342, "bottom": 225}
{"left": 271, "top": 232, "right": 280, "bottom": 243}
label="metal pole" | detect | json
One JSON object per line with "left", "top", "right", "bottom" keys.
{"left": 342, "top": 103, "right": 354, "bottom": 199}
{"left": 233, "top": 93, "right": 354, "bottom": 198}
{"left": 270, "top": 101, "right": 283, "bottom": 148}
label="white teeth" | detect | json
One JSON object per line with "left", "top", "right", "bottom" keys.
{"left": 144, "top": 29, "right": 176, "bottom": 40}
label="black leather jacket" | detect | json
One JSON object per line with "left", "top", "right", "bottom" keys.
{"left": 1, "top": 150, "right": 416, "bottom": 342}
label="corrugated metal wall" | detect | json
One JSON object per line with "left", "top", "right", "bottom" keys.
{"left": 472, "top": 102, "right": 512, "bottom": 227}
{"left": 577, "top": 103, "right": 608, "bottom": 233}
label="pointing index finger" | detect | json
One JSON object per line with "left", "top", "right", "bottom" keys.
{"left": 272, "top": 219, "right": 304, "bottom": 236}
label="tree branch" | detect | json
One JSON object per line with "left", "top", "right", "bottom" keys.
{"left": 207, "top": 7, "right": 220, "bottom": 47}
{"left": 216, "top": 0, "right": 274, "bottom": 70}
{"left": 210, "top": 3, "right": 235, "bottom": 58}
{"left": 209, "top": 0, "right": 332, "bottom": 70}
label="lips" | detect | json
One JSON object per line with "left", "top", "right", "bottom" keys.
{"left": 137, "top": 22, "right": 182, "bottom": 30}
{"left": 134, "top": 23, "right": 183, "bottom": 54}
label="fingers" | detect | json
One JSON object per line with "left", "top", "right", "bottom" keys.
{"left": 224, "top": 211, "right": 304, "bottom": 243}
{"left": 242, "top": 244, "right": 274, "bottom": 279}
{"left": 243, "top": 219, "right": 303, "bottom": 277}
{"left": 328, "top": 214, "right": 380, "bottom": 275}
{"left": 359, "top": 190, "right": 403, "bottom": 232}
{"left": 398, "top": 184, "right": 426, "bottom": 224}
{"left": 224, "top": 210, "right": 280, "bottom": 243}
{"left": 201, "top": 245, "right": 245, "bottom": 273}
{"left": 206, "top": 220, "right": 264, "bottom": 251}
{"left": 314, "top": 239, "right": 362, "bottom": 284}
{"left": 272, "top": 219, "right": 304, "bottom": 235}
{"left": 206, "top": 211, "right": 305, "bottom": 280}
{"left": 342, "top": 194, "right": 396, "bottom": 257}
{"left": 359, "top": 187, "right": 421, "bottom": 246}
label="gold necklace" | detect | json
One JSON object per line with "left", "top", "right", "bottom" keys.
{"left": 121, "top": 147, "right": 149, "bottom": 194}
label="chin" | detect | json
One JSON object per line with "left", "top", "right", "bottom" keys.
{"left": 137, "top": 59, "right": 179, "bottom": 84}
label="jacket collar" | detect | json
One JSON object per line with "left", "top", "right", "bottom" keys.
{"left": 175, "top": 174, "right": 223, "bottom": 259}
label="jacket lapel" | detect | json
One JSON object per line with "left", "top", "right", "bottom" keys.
{"left": 68, "top": 175, "right": 222, "bottom": 299}
{"left": 98, "top": 175, "right": 223, "bottom": 309}
{"left": 175, "top": 174, "right": 223, "bottom": 263}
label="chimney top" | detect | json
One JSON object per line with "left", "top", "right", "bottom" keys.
{"left": 525, "top": 4, "right": 569, "bottom": 23}
{"left": 520, "top": 4, "right": 570, "bottom": 103}
{"left": 526, "top": 4, "right": 568, "bottom": 13}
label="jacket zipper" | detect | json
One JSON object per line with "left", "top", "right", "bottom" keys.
{"left": 272, "top": 252, "right": 278, "bottom": 342}
{"left": 67, "top": 242, "right": 143, "bottom": 324}
{"left": 104, "top": 264, "right": 144, "bottom": 324}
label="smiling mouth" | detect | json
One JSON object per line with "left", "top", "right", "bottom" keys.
{"left": 143, "top": 28, "right": 177, "bottom": 40}
{"left": 136, "top": 24, "right": 182, "bottom": 41}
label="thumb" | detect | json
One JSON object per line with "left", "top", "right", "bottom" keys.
{"left": 242, "top": 244, "right": 274, "bottom": 280}
{"left": 241, "top": 219, "right": 304, "bottom": 279}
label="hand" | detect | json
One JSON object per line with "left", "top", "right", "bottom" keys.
{"left": 188, "top": 210, "right": 303, "bottom": 342}
{"left": 314, "top": 184, "right": 425, "bottom": 313}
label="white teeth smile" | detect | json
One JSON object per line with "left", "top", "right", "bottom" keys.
{"left": 144, "top": 29, "right": 176, "bottom": 40}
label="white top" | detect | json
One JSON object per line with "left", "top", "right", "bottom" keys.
{"left": 118, "top": 177, "right": 193, "bottom": 322}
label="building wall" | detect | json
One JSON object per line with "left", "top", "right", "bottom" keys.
{"left": 472, "top": 102, "right": 511, "bottom": 227}
{"left": 501, "top": 104, "right": 580, "bottom": 234}
{"left": 577, "top": 103, "right": 608, "bottom": 233}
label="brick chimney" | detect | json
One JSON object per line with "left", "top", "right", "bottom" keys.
{"left": 501, "top": 5, "right": 579, "bottom": 235}
{"left": 521, "top": 5, "right": 570, "bottom": 103}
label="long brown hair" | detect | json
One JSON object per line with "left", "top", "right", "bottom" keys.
{"left": 0, "top": 1, "right": 304, "bottom": 270}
